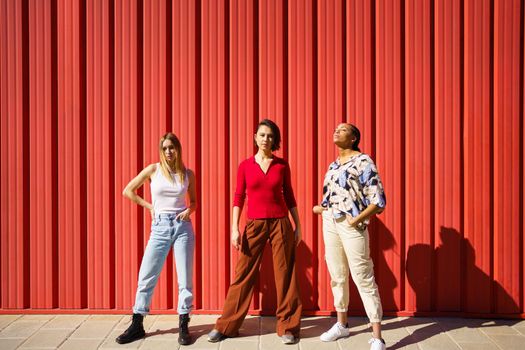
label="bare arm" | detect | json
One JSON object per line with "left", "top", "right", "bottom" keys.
{"left": 289, "top": 207, "right": 302, "bottom": 246}
{"left": 122, "top": 164, "right": 157, "bottom": 216}
{"left": 231, "top": 206, "right": 243, "bottom": 250}
{"left": 176, "top": 169, "right": 198, "bottom": 221}
{"left": 346, "top": 204, "right": 383, "bottom": 227}
{"left": 313, "top": 205, "right": 328, "bottom": 214}
{"left": 187, "top": 169, "right": 197, "bottom": 213}
{"left": 232, "top": 205, "right": 243, "bottom": 229}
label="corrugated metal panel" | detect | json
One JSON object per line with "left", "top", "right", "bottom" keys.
{"left": 143, "top": 0, "right": 171, "bottom": 311}
{"left": 229, "top": 0, "right": 258, "bottom": 310}
{"left": 86, "top": 0, "right": 114, "bottom": 309}
{"left": 493, "top": 0, "right": 521, "bottom": 314}
{"left": 200, "top": 0, "right": 229, "bottom": 311}
{"left": 57, "top": 0, "right": 86, "bottom": 308}
{"left": 374, "top": 0, "right": 404, "bottom": 313}
{"left": 464, "top": 0, "right": 493, "bottom": 314}
{"left": 404, "top": 0, "right": 433, "bottom": 312}
{"left": 434, "top": 0, "right": 462, "bottom": 312}
{"left": 316, "top": 0, "right": 344, "bottom": 313}
{"left": 171, "top": 0, "right": 201, "bottom": 310}
{"left": 288, "top": 0, "right": 316, "bottom": 312}
{"left": 523, "top": 0, "right": 525, "bottom": 317}
{"left": 29, "top": 0, "right": 57, "bottom": 309}
{"left": 348, "top": 0, "right": 395, "bottom": 312}
{"left": 1, "top": 0, "right": 29, "bottom": 309}
{"left": 0, "top": 0, "right": 524, "bottom": 317}
{"left": 259, "top": 0, "right": 285, "bottom": 136}
{"left": 258, "top": 0, "right": 286, "bottom": 313}
{"left": 114, "top": 0, "right": 141, "bottom": 311}
{"left": 346, "top": 0, "right": 373, "bottom": 151}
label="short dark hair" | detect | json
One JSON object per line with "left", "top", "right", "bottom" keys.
{"left": 348, "top": 124, "right": 361, "bottom": 151}
{"left": 255, "top": 119, "right": 281, "bottom": 151}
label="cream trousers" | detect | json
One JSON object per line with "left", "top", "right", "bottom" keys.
{"left": 322, "top": 210, "right": 383, "bottom": 322}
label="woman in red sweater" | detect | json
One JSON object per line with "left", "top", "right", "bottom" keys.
{"left": 208, "top": 119, "right": 302, "bottom": 344}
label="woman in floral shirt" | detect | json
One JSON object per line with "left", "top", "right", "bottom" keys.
{"left": 313, "top": 123, "right": 387, "bottom": 350}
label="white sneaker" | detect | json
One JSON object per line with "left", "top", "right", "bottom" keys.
{"left": 369, "top": 337, "right": 386, "bottom": 350}
{"left": 320, "top": 322, "right": 350, "bottom": 342}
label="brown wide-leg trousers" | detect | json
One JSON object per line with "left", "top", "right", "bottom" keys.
{"left": 215, "top": 217, "right": 302, "bottom": 337}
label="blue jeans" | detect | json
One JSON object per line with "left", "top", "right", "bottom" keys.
{"left": 133, "top": 213, "right": 195, "bottom": 315}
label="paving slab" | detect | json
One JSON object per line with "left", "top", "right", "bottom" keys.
{"left": 405, "top": 321, "right": 444, "bottom": 337}
{"left": 338, "top": 331, "right": 377, "bottom": 350}
{"left": 174, "top": 333, "right": 218, "bottom": 350}
{"left": 415, "top": 333, "right": 461, "bottom": 350}
{"left": 138, "top": 338, "right": 180, "bottom": 350}
{"left": 386, "top": 336, "right": 422, "bottom": 350}
{"left": 88, "top": 315, "right": 125, "bottom": 323}
{"left": 0, "top": 315, "right": 22, "bottom": 331}
{"left": 42, "top": 315, "right": 89, "bottom": 330}
{"left": 485, "top": 334, "right": 525, "bottom": 350}
{"left": 153, "top": 315, "right": 178, "bottom": 322}
{"left": 442, "top": 327, "right": 493, "bottom": 344}
{"left": 0, "top": 320, "right": 46, "bottom": 338}
{"left": 260, "top": 332, "right": 299, "bottom": 350}
{"left": 299, "top": 316, "right": 335, "bottom": 341}
{"left": 99, "top": 329, "right": 144, "bottom": 349}
{"left": 236, "top": 316, "right": 260, "bottom": 340}
{"left": 58, "top": 338, "right": 102, "bottom": 350}
{"left": 0, "top": 338, "right": 26, "bottom": 350}
{"left": 511, "top": 319, "right": 525, "bottom": 333}
{"left": 261, "top": 316, "right": 277, "bottom": 335}
{"left": 298, "top": 340, "right": 339, "bottom": 350}
{"left": 456, "top": 343, "right": 500, "bottom": 350}
{"left": 20, "top": 315, "right": 55, "bottom": 322}
{"left": 1, "top": 315, "right": 524, "bottom": 349}
{"left": 473, "top": 320, "right": 521, "bottom": 336}
{"left": 69, "top": 319, "right": 118, "bottom": 339}
{"left": 220, "top": 339, "right": 260, "bottom": 350}
{"left": 146, "top": 320, "right": 179, "bottom": 340}
{"left": 380, "top": 326, "right": 412, "bottom": 342}
{"left": 18, "top": 329, "right": 72, "bottom": 349}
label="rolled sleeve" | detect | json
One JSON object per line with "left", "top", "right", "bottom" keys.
{"left": 360, "top": 161, "right": 386, "bottom": 210}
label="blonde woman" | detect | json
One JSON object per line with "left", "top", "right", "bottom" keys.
{"left": 116, "top": 133, "right": 197, "bottom": 346}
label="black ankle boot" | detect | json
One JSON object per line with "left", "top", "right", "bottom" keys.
{"left": 115, "top": 314, "right": 146, "bottom": 344}
{"left": 178, "top": 313, "right": 191, "bottom": 345}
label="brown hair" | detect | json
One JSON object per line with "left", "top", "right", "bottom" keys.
{"left": 254, "top": 119, "right": 281, "bottom": 151}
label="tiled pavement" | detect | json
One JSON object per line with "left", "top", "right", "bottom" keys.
{"left": 0, "top": 314, "right": 524, "bottom": 350}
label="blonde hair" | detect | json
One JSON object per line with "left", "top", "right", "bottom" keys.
{"left": 159, "top": 133, "right": 186, "bottom": 183}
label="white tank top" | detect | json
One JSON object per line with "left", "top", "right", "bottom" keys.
{"left": 150, "top": 163, "right": 189, "bottom": 214}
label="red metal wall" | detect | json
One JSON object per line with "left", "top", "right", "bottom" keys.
{"left": 0, "top": 0, "right": 524, "bottom": 317}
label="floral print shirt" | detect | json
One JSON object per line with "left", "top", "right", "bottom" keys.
{"left": 321, "top": 153, "right": 386, "bottom": 226}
